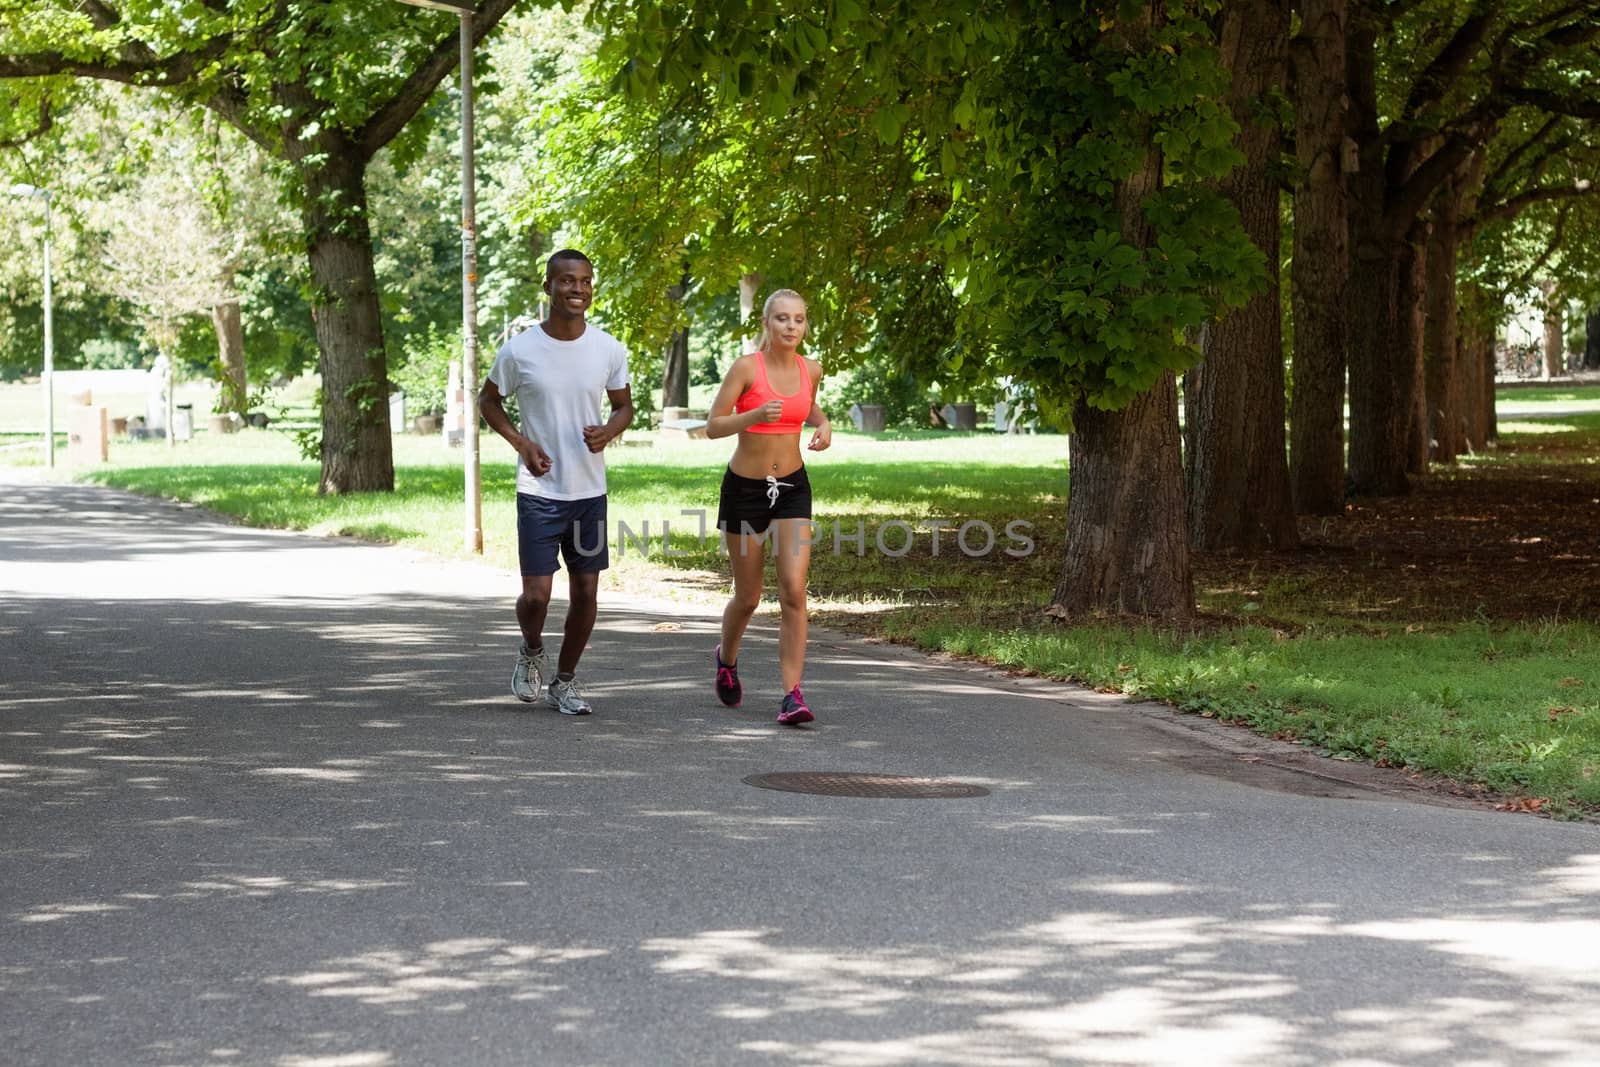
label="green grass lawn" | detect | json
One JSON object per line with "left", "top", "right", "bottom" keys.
{"left": 46, "top": 425, "right": 1068, "bottom": 600}
{"left": 0, "top": 377, "right": 220, "bottom": 434}
{"left": 17, "top": 409, "right": 1600, "bottom": 817}
{"left": 1494, "top": 383, "right": 1600, "bottom": 405}
{"left": 898, "top": 617, "right": 1600, "bottom": 814}
{"left": 1495, "top": 414, "right": 1600, "bottom": 432}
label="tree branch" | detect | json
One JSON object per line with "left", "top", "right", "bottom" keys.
{"left": 357, "top": 0, "right": 520, "bottom": 159}
{"left": 1371, "top": 0, "right": 1434, "bottom": 31}
{"left": 1462, "top": 179, "right": 1598, "bottom": 239}
{"left": 0, "top": 92, "right": 53, "bottom": 149}
{"left": 1485, "top": 0, "right": 1599, "bottom": 79}
{"left": 0, "top": 35, "right": 233, "bottom": 90}
{"left": 76, "top": 0, "right": 182, "bottom": 70}
{"left": 1383, "top": 6, "right": 1495, "bottom": 196}
{"left": 1499, "top": 86, "right": 1600, "bottom": 119}
{"left": 203, "top": 86, "right": 274, "bottom": 156}
{"left": 1487, "top": 8, "right": 1600, "bottom": 107}
{"left": 79, "top": 0, "right": 123, "bottom": 31}
{"left": 1385, "top": 130, "right": 1483, "bottom": 238}
{"left": 1480, "top": 113, "right": 1564, "bottom": 197}
{"left": 1483, "top": 132, "right": 1571, "bottom": 205}
{"left": 1398, "top": 5, "right": 1495, "bottom": 126}
{"left": 1508, "top": 203, "right": 1570, "bottom": 293}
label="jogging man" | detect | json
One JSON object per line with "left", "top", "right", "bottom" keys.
{"left": 479, "top": 249, "right": 633, "bottom": 714}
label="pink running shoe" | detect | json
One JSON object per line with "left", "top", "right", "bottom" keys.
{"left": 714, "top": 645, "right": 742, "bottom": 707}
{"left": 776, "top": 686, "right": 814, "bottom": 726}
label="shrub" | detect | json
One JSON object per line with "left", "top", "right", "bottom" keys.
{"left": 390, "top": 325, "right": 461, "bottom": 416}
{"left": 817, "top": 349, "right": 930, "bottom": 429}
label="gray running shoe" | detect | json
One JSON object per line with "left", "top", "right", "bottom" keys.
{"left": 512, "top": 644, "right": 550, "bottom": 703}
{"left": 546, "top": 677, "right": 593, "bottom": 716}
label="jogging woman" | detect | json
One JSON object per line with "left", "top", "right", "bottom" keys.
{"left": 705, "top": 288, "right": 831, "bottom": 725}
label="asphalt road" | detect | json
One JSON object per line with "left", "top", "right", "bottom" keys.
{"left": 3, "top": 473, "right": 1598, "bottom": 1067}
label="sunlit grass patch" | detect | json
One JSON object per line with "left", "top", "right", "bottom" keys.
{"left": 896, "top": 617, "right": 1600, "bottom": 813}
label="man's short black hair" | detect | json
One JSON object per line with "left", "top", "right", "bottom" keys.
{"left": 545, "top": 249, "right": 593, "bottom": 280}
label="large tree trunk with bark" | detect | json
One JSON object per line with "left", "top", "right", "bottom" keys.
{"left": 1054, "top": 377, "right": 1192, "bottom": 618}
{"left": 1453, "top": 150, "right": 1493, "bottom": 453}
{"left": 1401, "top": 221, "right": 1430, "bottom": 475}
{"left": 1344, "top": 24, "right": 1413, "bottom": 496}
{"left": 1542, "top": 281, "right": 1565, "bottom": 379}
{"left": 1052, "top": 76, "right": 1192, "bottom": 620}
{"left": 296, "top": 134, "right": 394, "bottom": 494}
{"left": 1187, "top": 0, "right": 1296, "bottom": 550}
{"left": 1288, "top": 0, "right": 1349, "bottom": 515}
{"left": 1585, "top": 309, "right": 1600, "bottom": 370}
{"left": 1423, "top": 185, "right": 1462, "bottom": 463}
{"left": 1345, "top": 225, "right": 1416, "bottom": 495}
{"left": 212, "top": 297, "right": 248, "bottom": 419}
{"left": 1458, "top": 282, "right": 1490, "bottom": 451}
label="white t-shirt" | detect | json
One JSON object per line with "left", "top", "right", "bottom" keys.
{"left": 488, "top": 322, "right": 631, "bottom": 500}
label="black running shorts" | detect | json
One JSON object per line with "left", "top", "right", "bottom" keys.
{"left": 717, "top": 466, "right": 812, "bottom": 535}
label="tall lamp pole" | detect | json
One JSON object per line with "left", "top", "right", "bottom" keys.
{"left": 395, "top": 0, "right": 482, "bottom": 553}
{"left": 7, "top": 183, "right": 54, "bottom": 469}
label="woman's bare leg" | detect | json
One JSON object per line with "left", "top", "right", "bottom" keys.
{"left": 771, "top": 519, "right": 814, "bottom": 692}
{"left": 720, "top": 529, "right": 768, "bottom": 664}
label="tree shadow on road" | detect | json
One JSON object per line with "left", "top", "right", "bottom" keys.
{"left": 4, "top": 588, "right": 1600, "bottom": 1065}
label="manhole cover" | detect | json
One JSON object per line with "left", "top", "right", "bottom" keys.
{"left": 743, "top": 771, "right": 990, "bottom": 799}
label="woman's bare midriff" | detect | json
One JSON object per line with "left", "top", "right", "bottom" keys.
{"left": 728, "top": 432, "right": 803, "bottom": 480}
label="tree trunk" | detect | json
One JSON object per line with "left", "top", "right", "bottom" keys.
{"left": 739, "top": 272, "right": 762, "bottom": 354}
{"left": 1454, "top": 331, "right": 1476, "bottom": 453}
{"left": 1586, "top": 308, "right": 1600, "bottom": 371}
{"left": 163, "top": 351, "right": 175, "bottom": 450}
{"left": 1401, "top": 220, "right": 1429, "bottom": 475}
{"left": 1187, "top": 0, "right": 1296, "bottom": 550}
{"left": 662, "top": 273, "right": 690, "bottom": 409}
{"left": 212, "top": 298, "right": 248, "bottom": 419}
{"left": 1458, "top": 282, "right": 1491, "bottom": 451}
{"left": 1542, "top": 281, "right": 1564, "bottom": 379}
{"left": 1055, "top": 378, "right": 1192, "bottom": 618}
{"left": 1485, "top": 321, "right": 1498, "bottom": 442}
{"left": 661, "top": 330, "right": 689, "bottom": 409}
{"left": 1345, "top": 226, "right": 1416, "bottom": 495}
{"left": 296, "top": 134, "right": 394, "bottom": 494}
{"left": 1452, "top": 149, "right": 1493, "bottom": 452}
{"left": 1344, "top": 24, "right": 1412, "bottom": 497}
{"left": 1288, "top": 0, "right": 1349, "bottom": 515}
{"left": 1052, "top": 59, "right": 1192, "bottom": 620}
{"left": 1423, "top": 186, "right": 1461, "bottom": 463}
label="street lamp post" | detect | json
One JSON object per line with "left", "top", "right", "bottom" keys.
{"left": 7, "top": 183, "right": 54, "bottom": 469}
{"left": 395, "top": 0, "right": 482, "bottom": 553}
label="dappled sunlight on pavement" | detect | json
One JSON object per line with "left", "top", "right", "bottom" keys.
{"left": 5, "top": 476, "right": 1600, "bottom": 1065}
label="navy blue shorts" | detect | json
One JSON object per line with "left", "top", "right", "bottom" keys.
{"left": 517, "top": 493, "right": 609, "bottom": 576}
{"left": 717, "top": 466, "right": 812, "bottom": 535}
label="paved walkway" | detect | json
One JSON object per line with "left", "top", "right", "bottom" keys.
{"left": 3, "top": 474, "right": 1599, "bottom": 1066}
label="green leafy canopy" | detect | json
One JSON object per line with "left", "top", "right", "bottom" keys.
{"left": 558, "top": 0, "right": 1264, "bottom": 424}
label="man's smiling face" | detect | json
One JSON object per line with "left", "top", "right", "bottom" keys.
{"left": 546, "top": 260, "right": 594, "bottom": 318}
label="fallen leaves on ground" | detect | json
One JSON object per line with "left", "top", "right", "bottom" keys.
{"left": 1195, "top": 448, "right": 1600, "bottom": 625}
{"left": 1494, "top": 796, "right": 1549, "bottom": 813}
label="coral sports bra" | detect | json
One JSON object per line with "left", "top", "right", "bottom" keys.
{"left": 734, "top": 351, "right": 812, "bottom": 434}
